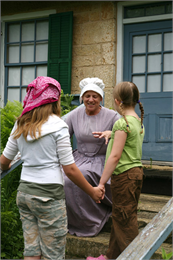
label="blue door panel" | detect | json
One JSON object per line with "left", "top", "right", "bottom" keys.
{"left": 142, "top": 143, "right": 172, "bottom": 161}
{"left": 135, "top": 97, "right": 172, "bottom": 161}
{"left": 136, "top": 96, "right": 172, "bottom": 115}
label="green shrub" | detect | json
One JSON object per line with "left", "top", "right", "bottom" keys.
{"left": 1, "top": 184, "right": 23, "bottom": 259}
{"left": 0, "top": 100, "right": 23, "bottom": 153}
{"left": 1, "top": 94, "right": 77, "bottom": 259}
{"left": 61, "top": 89, "right": 77, "bottom": 116}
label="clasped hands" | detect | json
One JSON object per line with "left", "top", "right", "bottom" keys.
{"left": 93, "top": 184, "right": 105, "bottom": 204}
{"left": 92, "top": 131, "right": 110, "bottom": 203}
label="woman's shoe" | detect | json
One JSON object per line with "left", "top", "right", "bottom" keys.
{"left": 86, "top": 255, "right": 107, "bottom": 260}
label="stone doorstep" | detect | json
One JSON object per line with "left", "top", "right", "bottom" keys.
{"left": 66, "top": 232, "right": 172, "bottom": 260}
{"left": 143, "top": 169, "right": 172, "bottom": 180}
{"left": 139, "top": 194, "right": 172, "bottom": 209}
{"left": 142, "top": 160, "right": 173, "bottom": 167}
{"left": 142, "top": 160, "right": 173, "bottom": 181}
{"left": 66, "top": 194, "right": 172, "bottom": 259}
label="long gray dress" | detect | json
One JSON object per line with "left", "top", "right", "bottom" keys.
{"left": 64, "top": 106, "right": 120, "bottom": 237}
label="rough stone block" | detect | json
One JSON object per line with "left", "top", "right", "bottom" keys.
{"left": 82, "top": 20, "right": 115, "bottom": 44}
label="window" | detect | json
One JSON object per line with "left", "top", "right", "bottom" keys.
{"left": 124, "top": 1, "right": 172, "bottom": 19}
{"left": 5, "top": 18, "right": 49, "bottom": 103}
{"left": 124, "top": 20, "right": 173, "bottom": 94}
{"left": 132, "top": 31, "right": 173, "bottom": 93}
{"left": 4, "top": 12, "right": 73, "bottom": 104}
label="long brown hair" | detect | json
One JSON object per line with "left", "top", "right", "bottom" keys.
{"left": 13, "top": 100, "right": 61, "bottom": 141}
{"left": 113, "top": 81, "right": 144, "bottom": 133}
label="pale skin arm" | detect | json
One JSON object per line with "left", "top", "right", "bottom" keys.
{"left": 0, "top": 154, "right": 103, "bottom": 202}
{"left": 98, "top": 130, "right": 127, "bottom": 199}
{"left": 62, "top": 163, "right": 103, "bottom": 203}
{"left": 92, "top": 131, "right": 112, "bottom": 145}
{"left": 0, "top": 154, "right": 12, "bottom": 171}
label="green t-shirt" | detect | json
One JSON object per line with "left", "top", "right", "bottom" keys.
{"left": 105, "top": 116, "right": 145, "bottom": 175}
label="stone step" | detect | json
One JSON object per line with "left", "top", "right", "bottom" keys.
{"left": 139, "top": 193, "right": 172, "bottom": 212}
{"left": 65, "top": 194, "right": 172, "bottom": 259}
{"left": 66, "top": 231, "right": 172, "bottom": 259}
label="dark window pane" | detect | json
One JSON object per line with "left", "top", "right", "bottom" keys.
{"left": 166, "top": 3, "right": 172, "bottom": 14}
{"left": 124, "top": 2, "right": 172, "bottom": 19}
{"left": 146, "top": 5, "right": 165, "bottom": 16}
{"left": 126, "top": 8, "right": 144, "bottom": 18}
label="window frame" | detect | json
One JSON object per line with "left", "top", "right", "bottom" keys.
{"left": 124, "top": 20, "right": 172, "bottom": 97}
{"left": 4, "top": 17, "right": 49, "bottom": 104}
{"left": 0, "top": 9, "right": 56, "bottom": 107}
{"left": 116, "top": 1, "right": 173, "bottom": 85}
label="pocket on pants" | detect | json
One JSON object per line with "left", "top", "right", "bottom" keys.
{"left": 127, "top": 171, "right": 143, "bottom": 181}
{"left": 127, "top": 171, "right": 143, "bottom": 202}
{"left": 112, "top": 204, "right": 136, "bottom": 226}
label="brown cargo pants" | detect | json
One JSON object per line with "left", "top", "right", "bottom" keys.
{"left": 106, "top": 167, "right": 143, "bottom": 259}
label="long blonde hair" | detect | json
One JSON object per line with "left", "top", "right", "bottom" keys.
{"left": 113, "top": 81, "right": 144, "bottom": 133}
{"left": 13, "top": 100, "right": 61, "bottom": 141}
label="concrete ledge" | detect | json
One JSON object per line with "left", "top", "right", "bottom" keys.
{"left": 142, "top": 160, "right": 173, "bottom": 167}
{"left": 143, "top": 168, "right": 172, "bottom": 179}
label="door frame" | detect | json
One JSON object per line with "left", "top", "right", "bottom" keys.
{"left": 116, "top": 1, "right": 173, "bottom": 164}
{"left": 116, "top": 1, "right": 173, "bottom": 84}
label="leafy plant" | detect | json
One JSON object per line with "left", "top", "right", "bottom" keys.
{"left": 61, "top": 89, "right": 77, "bottom": 116}
{"left": 1, "top": 184, "right": 24, "bottom": 259}
{"left": 1, "top": 93, "right": 77, "bottom": 259}
{"left": 0, "top": 100, "right": 23, "bottom": 153}
{"left": 162, "top": 247, "right": 173, "bottom": 260}
{"left": 0, "top": 101, "right": 24, "bottom": 259}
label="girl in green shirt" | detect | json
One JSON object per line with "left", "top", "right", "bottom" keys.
{"left": 87, "top": 81, "right": 145, "bottom": 260}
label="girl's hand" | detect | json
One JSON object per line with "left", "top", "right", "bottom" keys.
{"left": 92, "top": 187, "right": 104, "bottom": 203}
{"left": 98, "top": 184, "right": 105, "bottom": 200}
{"left": 0, "top": 155, "right": 12, "bottom": 171}
{"left": 92, "top": 131, "right": 112, "bottom": 145}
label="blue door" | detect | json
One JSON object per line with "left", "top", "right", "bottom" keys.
{"left": 124, "top": 20, "right": 173, "bottom": 162}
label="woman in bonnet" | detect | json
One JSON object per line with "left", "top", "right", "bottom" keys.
{"left": 0, "top": 76, "right": 103, "bottom": 259}
{"left": 64, "top": 77, "right": 120, "bottom": 237}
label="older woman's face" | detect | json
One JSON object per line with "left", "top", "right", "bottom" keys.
{"left": 82, "top": 91, "right": 102, "bottom": 115}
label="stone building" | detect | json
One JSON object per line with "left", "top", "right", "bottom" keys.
{"left": 1, "top": 1, "right": 172, "bottom": 162}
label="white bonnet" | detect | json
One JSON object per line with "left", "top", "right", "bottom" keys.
{"left": 79, "top": 77, "right": 105, "bottom": 103}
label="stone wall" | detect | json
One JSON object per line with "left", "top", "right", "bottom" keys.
{"left": 2, "top": 1, "right": 117, "bottom": 108}
{"left": 71, "top": 2, "right": 117, "bottom": 108}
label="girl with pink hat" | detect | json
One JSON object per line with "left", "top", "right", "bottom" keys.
{"left": 0, "top": 76, "right": 103, "bottom": 260}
